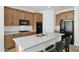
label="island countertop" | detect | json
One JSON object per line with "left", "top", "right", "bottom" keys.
{"left": 13, "top": 33, "right": 63, "bottom": 51}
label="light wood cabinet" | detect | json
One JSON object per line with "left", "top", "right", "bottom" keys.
{"left": 13, "top": 32, "right": 35, "bottom": 38}
{"left": 33, "top": 13, "right": 43, "bottom": 32}
{"left": 4, "top": 7, "right": 43, "bottom": 32}
{"left": 56, "top": 10, "right": 74, "bottom": 25}
{"left": 66, "top": 11, "right": 74, "bottom": 19}
{"left": 12, "top": 9, "right": 19, "bottom": 26}
{"left": 4, "top": 7, "right": 19, "bottom": 26}
{"left": 24, "top": 12, "right": 35, "bottom": 31}
{"left": 25, "top": 12, "right": 34, "bottom": 25}
{"left": 4, "top": 35, "right": 15, "bottom": 50}
{"left": 34, "top": 13, "right": 43, "bottom": 22}
{"left": 56, "top": 14, "right": 60, "bottom": 25}
{"left": 4, "top": 32, "right": 35, "bottom": 51}
{"left": 17, "top": 11, "right": 25, "bottom": 20}
{"left": 24, "top": 12, "right": 30, "bottom": 20}
{"left": 59, "top": 13, "right": 67, "bottom": 20}
{"left": 4, "top": 7, "right": 37, "bottom": 27}
{"left": 4, "top": 7, "right": 13, "bottom": 26}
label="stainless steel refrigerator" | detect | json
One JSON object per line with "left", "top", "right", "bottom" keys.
{"left": 60, "top": 20, "right": 74, "bottom": 44}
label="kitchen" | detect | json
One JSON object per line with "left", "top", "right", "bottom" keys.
{"left": 4, "top": 6, "right": 79, "bottom": 52}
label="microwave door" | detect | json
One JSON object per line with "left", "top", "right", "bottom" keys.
{"left": 19, "top": 20, "right": 29, "bottom": 25}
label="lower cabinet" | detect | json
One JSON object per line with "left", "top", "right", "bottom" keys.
{"left": 13, "top": 32, "right": 35, "bottom": 38}
{"left": 4, "top": 32, "right": 35, "bottom": 51}
{"left": 4, "top": 35, "right": 15, "bottom": 51}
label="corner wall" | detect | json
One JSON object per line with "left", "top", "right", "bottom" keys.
{"left": 41, "top": 9, "right": 55, "bottom": 33}
{"left": 74, "top": 7, "right": 79, "bottom": 46}
{"left": 0, "top": 6, "right": 4, "bottom": 52}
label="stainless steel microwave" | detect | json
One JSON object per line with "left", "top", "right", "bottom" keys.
{"left": 19, "top": 20, "right": 29, "bottom": 25}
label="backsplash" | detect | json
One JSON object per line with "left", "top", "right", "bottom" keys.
{"left": 55, "top": 25, "right": 60, "bottom": 32}
{"left": 4, "top": 26, "right": 32, "bottom": 32}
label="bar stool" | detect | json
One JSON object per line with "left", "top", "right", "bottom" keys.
{"left": 45, "top": 41, "right": 64, "bottom": 52}
{"left": 62, "top": 33, "right": 72, "bottom": 52}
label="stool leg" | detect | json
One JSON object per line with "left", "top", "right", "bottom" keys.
{"left": 65, "top": 45, "right": 69, "bottom": 52}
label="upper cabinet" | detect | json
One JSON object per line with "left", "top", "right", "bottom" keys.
{"left": 34, "top": 13, "right": 43, "bottom": 22}
{"left": 56, "top": 14, "right": 61, "bottom": 25}
{"left": 4, "top": 7, "right": 13, "bottom": 26}
{"left": 12, "top": 9, "right": 19, "bottom": 26}
{"left": 66, "top": 11, "right": 74, "bottom": 19}
{"left": 4, "top": 7, "right": 43, "bottom": 32}
{"left": 17, "top": 11, "right": 25, "bottom": 20}
{"left": 4, "top": 7, "right": 19, "bottom": 26}
{"left": 4, "top": 7, "right": 42, "bottom": 26}
{"left": 4, "top": 7, "right": 35, "bottom": 26}
{"left": 25, "top": 12, "right": 34, "bottom": 26}
{"left": 56, "top": 10, "right": 74, "bottom": 25}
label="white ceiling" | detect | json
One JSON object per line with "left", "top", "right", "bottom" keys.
{"left": 14, "top": 6, "right": 74, "bottom": 10}
{"left": 8, "top": 6, "right": 74, "bottom": 13}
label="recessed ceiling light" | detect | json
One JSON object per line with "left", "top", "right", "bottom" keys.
{"left": 48, "top": 6, "right": 51, "bottom": 8}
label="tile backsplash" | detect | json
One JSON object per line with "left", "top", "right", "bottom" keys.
{"left": 4, "top": 26, "right": 32, "bottom": 32}
{"left": 55, "top": 25, "right": 60, "bottom": 32}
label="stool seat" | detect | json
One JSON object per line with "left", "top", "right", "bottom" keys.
{"left": 45, "top": 44, "right": 55, "bottom": 51}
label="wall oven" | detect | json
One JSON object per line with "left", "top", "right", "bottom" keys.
{"left": 36, "top": 22, "right": 42, "bottom": 34}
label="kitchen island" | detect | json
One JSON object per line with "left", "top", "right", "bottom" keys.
{"left": 13, "top": 33, "right": 63, "bottom": 52}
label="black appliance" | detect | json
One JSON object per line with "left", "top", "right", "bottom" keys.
{"left": 36, "top": 22, "right": 42, "bottom": 34}
{"left": 19, "top": 20, "right": 29, "bottom": 25}
{"left": 60, "top": 20, "right": 74, "bottom": 33}
{"left": 60, "top": 20, "right": 74, "bottom": 44}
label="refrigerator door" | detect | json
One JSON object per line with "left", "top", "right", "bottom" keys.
{"left": 60, "top": 20, "right": 65, "bottom": 33}
{"left": 65, "top": 21, "right": 73, "bottom": 33}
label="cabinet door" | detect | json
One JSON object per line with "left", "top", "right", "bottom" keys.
{"left": 12, "top": 9, "right": 19, "bottom": 26}
{"left": 34, "top": 13, "right": 39, "bottom": 22}
{"left": 29, "top": 13, "right": 34, "bottom": 26}
{"left": 56, "top": 14, "right": 61, "bottom": 25}
{"left": 39, "top": 14, "right": 43, "bottom": 22}
{"left": 4, "top": 35, "right": 15, "bottom": 50}
{"left": 34, "top": 13, "right": 43, "bottom": 22}
{"left": 66, "top": 11, "right": 74, "bottom": 19}
{"left": 25, "top": 12, "right": 35, "bottom": 31}
{"left": 18, "top": 11, "right": 25, "bottom": 20}
{"left": 4, "top": 7, "right": 13, "bottom": 26}
{"left": 59, "top": 13, "right": 67, "bottom": 20}
{"left": 4, "top": 7, "right": 19, "bottom": 26}
{"left": 30, "top": 13, "right": 35, "bottom": 31}
{"left": 24, "top": 12, "right": 29, "bottom": 20}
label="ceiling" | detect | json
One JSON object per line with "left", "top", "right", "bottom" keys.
{"left": 8, "top": 6, "right": 74, "bottom": 12}
{"left": 15, "top": 6, "right": 74, "bottom": 10}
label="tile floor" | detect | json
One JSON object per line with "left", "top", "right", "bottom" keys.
{"left": 6, "top": 45, "right": 79, "bottom": 52}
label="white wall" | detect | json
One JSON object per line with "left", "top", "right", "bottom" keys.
{"left": 74, "top": 7, "right": 79, "bottom": 47}
{"left": 41, "top": 9, "right": 55, "bottom": 33}
{"left": 0, "top": 6, "right": 4, "bottom": 52}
